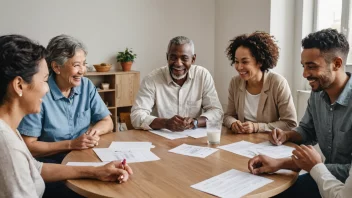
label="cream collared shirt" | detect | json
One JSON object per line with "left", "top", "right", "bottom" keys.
{"left": 131, "top": 65, "right": 223, "bottom": 130}
{"left": 310, "top": 163, "right": 352, "bottom": 198}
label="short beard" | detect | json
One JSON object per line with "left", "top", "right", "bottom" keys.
{"left": 171, "top": 72, "right": 188, "bottom": 80}
{"left": 311, "top": 67, "right": 333, "bottom": 92}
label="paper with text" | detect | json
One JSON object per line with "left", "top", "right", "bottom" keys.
{"left": 149, "top": 128, "right": 207, "bottom": 139}
{"left": 149, "top": 129, "right": 188, "bottom": 140}
{"left": 168, "top": 144, "right": 218, "bottom": 158}
{"left": 218, "top": 141, "right": 294, "bottom": 159}
{"left": 253, "top": 141, "right": 295, "bottom": 159}
{"left": 93, "top": 148, "right": 160, "bottom": 163}
{"left": 191, "top": 169, "right": 273, "bottom": 197}
{"left": 182, "top": 128, "right": 207, "bottom": 138}
{"left": 109, "top": 141, "right": 154, "bottom": 150}
{"left": 66, "top": 162, "right": 109, "bottom": 166}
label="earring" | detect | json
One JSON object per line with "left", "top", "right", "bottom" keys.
{"left": 19, "top": 93, "right": 22, "bottom": 97}
{"left": 57, "top": 72, "right": 60, "bottom": 74}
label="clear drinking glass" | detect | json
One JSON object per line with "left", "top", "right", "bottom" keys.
{"left": 206, "top": 120, "right": 222, "bottom": 144}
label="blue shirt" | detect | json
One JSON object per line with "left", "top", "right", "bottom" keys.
{"left": 295, "top": 73, "right": 352, "bottom": 182}
{"left": 18, "top": 75, "right": 110, "bottom": 151}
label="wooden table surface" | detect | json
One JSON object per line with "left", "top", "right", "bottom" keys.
{"left": 62, "top": 128, "right": 298, "bottom": 198}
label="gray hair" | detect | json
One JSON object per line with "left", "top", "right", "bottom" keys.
{"left": 46, "top": 34, "right": 87, "bottom": 72}
{"left": 167, "top": 36, "right": 195, "bottom": 54}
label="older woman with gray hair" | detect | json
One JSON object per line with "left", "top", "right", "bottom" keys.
{"left": 18, "top": 35, "right": 113, "bottom": 165}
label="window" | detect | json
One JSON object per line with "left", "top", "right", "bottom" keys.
{"left": 314, "top": 0, "right": 352, "bottom": 65}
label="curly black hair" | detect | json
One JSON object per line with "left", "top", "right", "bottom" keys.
{"left": 0, "top": 35, "right": 47, "bottom": 105}
{"left": 302, "top": 28, "right": 349, "bottom": 63}
{"left": 226, "top": 31, "right": 279, "bottom": 71}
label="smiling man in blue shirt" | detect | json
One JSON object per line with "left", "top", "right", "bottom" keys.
{"left": 18, "top": 35, "right": 113, "bottom": 164}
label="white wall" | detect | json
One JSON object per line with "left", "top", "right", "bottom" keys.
{"left": 0, "top": 0, "right": 329, "bottom": 110}
{"left": 214, "top": 0, "right": 271, "bottom": 108}
{"left": 293, "top": 0, "right": 315, "bottom": 93}
{"left": 0, "top": 0, "right": 215, "bottom": 81}
{"left": 270, "top": 0, "right": 295, "bottom": 90}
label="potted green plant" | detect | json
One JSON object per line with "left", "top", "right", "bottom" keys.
{"left": 116, "top": 48, "right": 137, "bottom": 71}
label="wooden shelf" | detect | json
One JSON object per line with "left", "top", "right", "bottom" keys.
{"left": 85, "top": 70, "right": 140, "bottom": 131}
{"left": 85, "top": 70, "right": 140, "bottom": 76}
{"left": 97, "top": 89, "right": 115, "bottom": 93}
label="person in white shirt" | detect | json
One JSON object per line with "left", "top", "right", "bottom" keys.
{"left": 131, "top": 36, "right": 223, "bottom": 131}
{"left": 0, "top": 35, "right": 133, "bottom": 198}
{"left": 292, "top": 145, "right": 351, "bottom": 198}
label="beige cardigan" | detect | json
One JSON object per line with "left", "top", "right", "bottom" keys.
{"left": 223, "top": 71, "right": 297, "bottom": 132}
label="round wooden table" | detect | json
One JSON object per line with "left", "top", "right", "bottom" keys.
{"left": 62, "top": 128, "right": 298, "bottom": 198}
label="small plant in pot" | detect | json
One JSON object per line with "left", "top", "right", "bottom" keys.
{"left": 116, "top": 48, "right": 137, "bottom": 71}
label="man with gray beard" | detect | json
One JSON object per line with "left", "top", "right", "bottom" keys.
{"left": 131, "top": 36, "right": 223, "bottom": 131}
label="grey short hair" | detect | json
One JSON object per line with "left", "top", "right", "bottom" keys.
{"left": 46, "top": 34, "right": 87, "bottom": 72}
{"left": 167, "top": 36, "right": 195, "bottom": 54}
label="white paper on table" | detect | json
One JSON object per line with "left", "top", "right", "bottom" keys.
{"left": 219, "top": 140, "right": 294, "bottom": 159}
{"left": 150, "top": 128, "right": 207, "bottom": 139}
{"left": 252, "top": 141, "right": 295, "bottom": 159}
{"left": 93, "top": 148, "right": 160, "bottom": 163}
{"left": 168, "top": 144, "right": 218, "bottom": 158}
{"left": 149, "top": 129, "right": 188, "bottom": 140}
{"left": 218, "top": 140, "right": 258, "bottom": 158}
{"left": 109, "top": 141, "right": 155, "bottom": 150}
{"left": 66, "top": 162, "right": 109, "bottom": 167}
{"left": 191, "top": 169, "right": 273, "bottom": 198}
{"left": 182, "top": 128, "right": 207, "bottom": 138}
{"left": 218, "top": 140, "right": 256, "bottom": 152}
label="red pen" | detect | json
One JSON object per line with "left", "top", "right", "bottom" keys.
{"left": 122, "top": 159, "right": 126, "bottom": 170}
{"left": 118, "top": 159, "right": 127, "bottom": 183}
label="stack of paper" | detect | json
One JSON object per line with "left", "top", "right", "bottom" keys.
{"left": 149, "top": 128, "right": 207, "bottom": 140}
{"left": 90, "top": 141, "right": 160, "bottom": 163}
{"left": 218, "top": 140, "right": 294, "bottom": 159}
{"left": 169, "top": 144, "right": 218, "bottom": 158}
{"left": 191, "top": 169, "right": 273, "bottom": 197}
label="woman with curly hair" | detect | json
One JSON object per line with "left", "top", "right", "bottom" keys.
{"left": 223, "top": 31, "right": 297, "bottom": 133}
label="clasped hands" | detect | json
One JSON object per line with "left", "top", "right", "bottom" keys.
{"left": 231, "top": 120, "right": 257, "bottom": 133}
{"left": 96, "top": 160, "right": 133, "bottom": 183}
{"left": 69, "top": 128, "right": 101, "bottom": 150}
{"left": 165, "top": 115, "right": 194, "bottom": 132}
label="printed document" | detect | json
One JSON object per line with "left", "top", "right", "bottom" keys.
{"left": 93, "top": 148, "right": 160, "bottom": 163}
{"left": 169, "top": 144, "right": 218, "bottom": 158}
{"left": 218, "top": 141, "right": 294, "bottom": 159}
{"left": 150, "top": 128, "right": 207, "bottom": 140}
{"left": 109, "top": 141, "right": 154, "bottom": 150}
{"left": 191, "top": 169, "right": 273, "bottom": 197}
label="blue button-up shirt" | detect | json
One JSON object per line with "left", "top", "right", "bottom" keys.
{"left": 18, "top": 75, "right": 110, "bottom": 162}
{"left": 296, "top": 73, "right": 352, "bottom": 182}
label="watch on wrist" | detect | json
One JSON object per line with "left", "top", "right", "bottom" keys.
{"left": 192, "top": 118, "right": 198, "bottom": 129}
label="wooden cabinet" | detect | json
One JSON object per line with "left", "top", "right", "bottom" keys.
{"left": 116, "top": 72, "right": 140, "bottom": 107}
{"left": 85, "top": 71, "right": 140, "bottom": 131}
